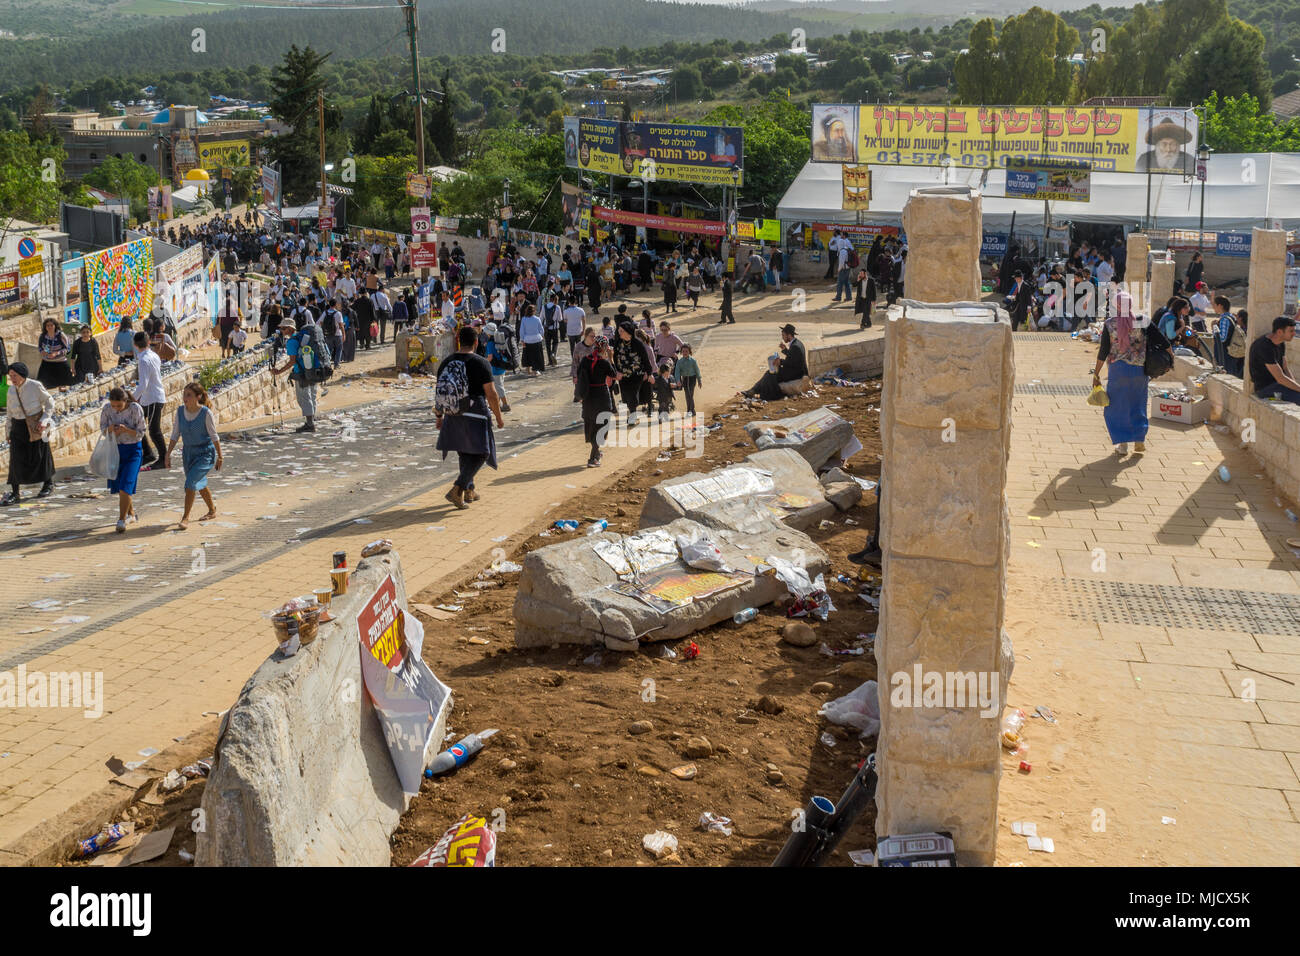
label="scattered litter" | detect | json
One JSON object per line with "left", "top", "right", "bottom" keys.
{"left": 51, "top": 615, "right": 90, "bottom": 625}
{"left": 1011, "top": 821, "right": 1038, "bottom": 837}
{"left": 434, "top": 604, "right": 462, "bottom": 613}
{"left": 848, "top": 849, "right": 875, "bottom": 866}
{"left": 659, "top": 645, "right": 677, "bottom": 659}
{"left": 670, "top": 764, "right": 696, "bottom": 780}
{"left": 489, "top": 559, "right": 522, "bottom": 574}
{"left": 820, "top": 643, "right": 866, "bottom": 656}
{"left": 122, "top": 826, "right": 175, "bottom": 866}
{"left": 178, "top": 849, "right": 195, "bottom": 863}
{"left": 642, "top": 831, "right": 679, "bottom": 859}
{"left": 819, "top": 732, "right": 837, "bottom": 747}
{"left": 76, "top": 822, "right": 132, "bottom": 858}
{"left": 353, "top": 518, "right": 373, "bottom": 525}
{"left": 409, "top": 814, "right": 498, "bottom": 867}
{"left": 1026, "top": 835, "right": 1055, "bottom": 853}
{"left": 819, "top": 681, "right": 880, "bottom": 737}
{"left": 583, "top": 652, "right": 603, "bottom": 666}
{"left": 1161, "top": 816, "right": 1176, "bottom": 825}
{"left": 137, "top": 747, "right": 159, "bottom": 758}
{"left": 361, "top": 539, "right": 393, "bottom": 557}
{"left": 699, "top": 812, "right": 734, "bottom": 836}
{"left": 1034, "top": 705, "right": 1057, "bottom": 724}
{"left": 554, "top": 519, "right": 579, "bottom": 532}
{"left": 160, "top": 770, "right": 185, "bottom": 793}
{"left": 682, "top": 641, "right": 700, "bottom": 660}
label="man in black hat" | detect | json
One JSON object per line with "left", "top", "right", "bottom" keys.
{"left": 742, "top": 323, "right": 808, "bottom": 401}
{"left": 1135, "top": 119, "right": 1194, "bottom": 174}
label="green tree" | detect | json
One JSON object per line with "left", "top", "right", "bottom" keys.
{"left": 670, "top": 65, "right": 703, "bottom": 100}
{"left": 83, "top": 155, "right": 159, "bottom": 201}
{"left": 267, "top": 45, "right": 345, "bottom": 202}
{"left": 369, "top": 129, "right": 416, "bottom": 157}
{"left": 426, "top": 70, "right": 457, "bottom": 167}
{"left": 953, "top": 19, "right": 1001, "bottom": 103}
{"left": 704, "top": 95, "right": 809, "bottom": 216}
{"left": 1168, "top": 18, "right": 1272, "bottom": 106}
{"left": 0, "top": 130, "right": 66, "bottom": 225}
{"left": 1202, "top": 90, "right": 1300, "bottom": 152}
{"left": 997, "top": 7, "right": 1078, "bottom": 103}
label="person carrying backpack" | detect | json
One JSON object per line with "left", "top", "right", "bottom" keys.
{"left": 270, "top": 316, "right": 333, "bottom": 432}
{"left": 541, "top": 292, "right": 563, "bottom": 367}
{"left": 482, "top": 321, "right": 516, "bottom": 413}
{"left": 435, "top": 325, "right": 504, "bottom": 509}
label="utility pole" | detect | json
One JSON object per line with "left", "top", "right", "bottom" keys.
{"left": 318, "top": 90, "right": 329, "bottom": 255}
{"left": 405, "top": 0, "right": 433, "bottom": 319}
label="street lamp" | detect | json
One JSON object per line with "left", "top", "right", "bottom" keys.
{"left": 1197, "top": 143, "right": 1211, "bottom": 255}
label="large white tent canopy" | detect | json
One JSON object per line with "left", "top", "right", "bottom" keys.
{"left": 776, "top": 153, "right": 1300, "bottom": 232}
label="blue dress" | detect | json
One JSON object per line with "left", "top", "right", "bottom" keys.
{"left": 177, "top": 406, "right": 217, "bottom": 491}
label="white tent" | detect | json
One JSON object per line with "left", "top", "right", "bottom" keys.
{"left": 776, "top": 153, "right": 1300, "bottom": 232}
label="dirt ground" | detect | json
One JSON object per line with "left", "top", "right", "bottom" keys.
{"left": 392, "top": 379, "right": 883, "bottom": 867}
{"left": 62, "top": 377, "right": 883, "bottom": 868}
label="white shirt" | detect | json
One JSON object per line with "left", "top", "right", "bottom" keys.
{"left": 563, "top": 305, "right": 586, "bottom": 337}
{"left": 336, "top": 276, "right": 356, "bottom": 298}
{"left": 1190, "top": 291, "right": 1211, "bottom": 316}
{"left": 133, "top": 348, "right": 165, "bottom": 405}
{"left": 371, "top": 291, "right": 391, "bottom": 312}
{"left": 1096, "top": 260, "right": 1114, "bottom": 286}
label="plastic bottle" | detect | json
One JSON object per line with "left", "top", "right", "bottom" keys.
{"left": 836, "top": 573, "right": 855, "bottom": 586}
{"left": 733, "top": 607, "right": 758, "bottom": 624}
{"left": 1000, "top": 709, "right": 1026, "bottom": 752}
{"left": 586, "top": 519, "right": 609, "bottom": 534}
{"left": 424, "top": 729, "right": 499, "bottom": 778}
{"left": 1217, "top": 465, "right": 1230, "bottom": 483}
{"left": 554, "top": 519, "right": 579, "bottom": 531}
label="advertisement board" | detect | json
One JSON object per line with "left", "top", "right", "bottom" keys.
{"left": 0, "top": 270, "right": 20, "bottom": 306}
{"left": 198, "top": 139, "right": 250, "bottom": 169}
{"left": 260, "top": 165, "right": 281, "bottom": 210}
{"left": 1216, "top": 232, "right": 1251, "bottom": 258}
{"left": 1004, "top": 158, "right": 1091, "bottom": 202}
{"left": 405, "top": 173, "right": 432, "bottom": 200}
{"left": 565, "top": 116, "right": 744, "bottom": 186}
{"left": 811, "top": 104, "right": 1199, "bottom": 175}
{"left": 158, "top": 244, "right": 206, "bottom": 325}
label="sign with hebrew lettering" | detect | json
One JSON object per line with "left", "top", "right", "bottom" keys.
{"left": 565, "top": 116, "right": 744, "bottom": 186}
{"left": 811, "top": 104, "right": 1198, "bottom": 174}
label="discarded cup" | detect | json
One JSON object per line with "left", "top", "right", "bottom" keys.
{"left": 733, "top": 607, "right": 758, "bottom": 624}
{"left": 330, "top": 568, "right": 349, "bottom": 596}
{"left": 313, "top": 587, "right": 333, "bottom": 608}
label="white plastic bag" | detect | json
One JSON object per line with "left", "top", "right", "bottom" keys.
{"left": 89, "top": 430, "right": 120, "bottom": 481}
{"left": 819, "top": 680, "right": 880, "bottom": 738}
{"left": 642, "top": 831, "right": 678, "bottom": 859}
{"left": 675, "top": 533, "right": 732, "bottom": 573}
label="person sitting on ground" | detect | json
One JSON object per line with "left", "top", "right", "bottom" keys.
{"left": 1249, "top": 316, "right": 1300, "bottom": 403}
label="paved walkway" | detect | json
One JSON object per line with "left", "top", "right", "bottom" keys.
{"left": 998, "top": 332, "right": 1300, "bottom": 865}
{"left": 0, "top": 285, "right": 871, "bottom": 858}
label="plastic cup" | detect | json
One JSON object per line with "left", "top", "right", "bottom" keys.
{"left": 313, "top": 586, "right": 333, "bottom": 608}
{"left": 330, "top": 568, "right": 349, "bottom": 596}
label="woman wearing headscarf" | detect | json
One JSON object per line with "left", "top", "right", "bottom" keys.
{"left": 112, "top": 317, "right": 137, "bottom": 366}
{"left": 37, "top": 318, "right": 73, "bottom": 389}
{"left": 3, "top": 363, "right": 56, "bottom": 505}
{"left": 613, "top": 321, "right": 654, "bottom": 425}
{"left": 1092, "top": 292, "right": 1171, "bottom": 456}
{"left": 100, "top": 386, "right": 147, "bottom": 532}
{"left": 577, "top": 334, "right": 616, "bottom": 467}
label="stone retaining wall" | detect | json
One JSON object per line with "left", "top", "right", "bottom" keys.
{"left": 806, "top": 334, "right": 886, "bottom": 379}
{"left": 1168, "top": 352, "right": 1300, "bottom": 507}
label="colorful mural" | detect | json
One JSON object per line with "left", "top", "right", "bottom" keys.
{"left": 83, "top": 239, "right": 155, "bottom": 335}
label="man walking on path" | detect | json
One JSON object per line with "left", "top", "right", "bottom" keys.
{"left": 564, "top": 297, "right": 587, "bottom": 356}
{"left": 270, "top": 317, "right": 328, "bottom": 432}
{"left": 132, "top": 331, "right": 168, "bottom": 470}
{"left": 718, "top": 272, "right": 736, "bottom": 324}
{"left": 435, "top": 325, "right": 504, "bottom": 509}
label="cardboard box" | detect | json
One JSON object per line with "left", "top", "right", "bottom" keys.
{"left": 1150, "top": 394, "right": 1210, "bottom": 425}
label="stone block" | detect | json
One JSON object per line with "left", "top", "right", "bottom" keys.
{"left": 196, "top": 550, "right": 447, "bottom": 866}
{"left": 640, "top": 448, "right": 837, "bottom": 532}
{"left": 884, "top": 425, "right": 1007, "bottom": 564}
{"left": 886, "top": 303, "right": 1012, "bottom": 432}
{"left": 900, "top": 186, "right": 982, "bottom": 303}
{"left": 875, "top": 761, "right": 1001, "bottom": 867}
{"left": 744, "top": 406, "right": 856, "bottom": 470}
{"left": 1150, "top": 257, "right": 1175, "bottom": 310}
{"left": 513, "top": 515, "right": 830, "bottom": 650}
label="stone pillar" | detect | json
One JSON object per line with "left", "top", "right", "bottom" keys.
{"left": 1243, "top": 228, "right": 1288, "bottom": 395}
{"left": 900, "top": 186, "right": 981, "bottom": 303}
{"left": 1125, "top": 233, "right": 1149, "bottom": 313}
{"left": 876, "top": 302, "right": 1015, "bottom": 867}
{"left": 1150, "top": 256, "right": 1175, "bottom": 313}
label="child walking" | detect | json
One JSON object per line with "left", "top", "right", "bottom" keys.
{"left": 673, "top": 343, "right": 701, "bottom": 418}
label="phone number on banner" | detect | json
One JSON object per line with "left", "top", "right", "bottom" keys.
{"left": 872, "top": 150, "right": 1122, "bottom": 171}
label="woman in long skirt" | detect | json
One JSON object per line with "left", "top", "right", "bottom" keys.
{"left": 579, "top": 336, "right": 616, "bottom": 467}
{"left": 2, "top": 363, "right": 56, "bottom": 505}
{"left": 1092, "top": 293, "right": 1169, "bottom": 456}
{"left": 165, "top": 382, "right": 223, "bottom": 529}
{"left": 99, "top": 386, "right": 146, "bottom": 532}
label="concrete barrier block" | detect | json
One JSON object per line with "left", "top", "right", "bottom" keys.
{"left": 639, "top": 448, "right": 838, "bottom": 532}
{"left": 196, "top": 550, "right": 447, "bottom": 866}
{"left": 514, "top": 515, "right": 830, "bottom": 650}
{"left": 744, "top": 407, "right": 856, "bottom": 471}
